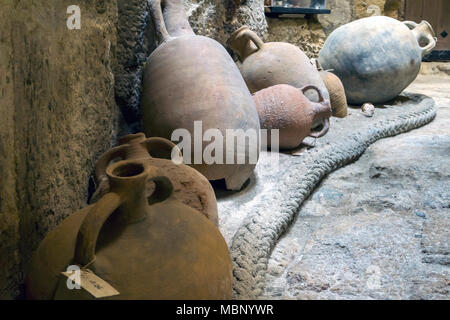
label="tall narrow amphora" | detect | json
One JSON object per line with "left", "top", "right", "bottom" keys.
{"left": 141, "top": 0, "right": 261, "bottom": 190}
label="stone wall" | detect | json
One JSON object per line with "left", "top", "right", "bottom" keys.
{"left": 186, "top": 0, "right": 268, "bottom": 45}
{"left": 114, "top": 0, "right": 154, "bottom": 129}
{"left": 0, "top": 0, "right": 120, "bottom": 299}
{"left": 0, "top": 1, "right": 20, "bottom": 299}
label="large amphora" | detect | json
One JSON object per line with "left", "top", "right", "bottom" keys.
{"left": 141, "top": 0, "right": 260, "bottom": 190}
{"left": 319, "top": 16, "right": 436, "bottom": 105}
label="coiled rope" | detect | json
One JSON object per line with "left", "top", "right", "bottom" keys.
{"left": 229, "top": 93, "right": 437, "bottom": 299}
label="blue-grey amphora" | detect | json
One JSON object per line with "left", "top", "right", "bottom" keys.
{"left": 319, "top": 16, "right": 436, "bottom": 105}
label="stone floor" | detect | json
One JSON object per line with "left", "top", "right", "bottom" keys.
{"left": 263, "top": 73, "right": 450, "bottom": 299}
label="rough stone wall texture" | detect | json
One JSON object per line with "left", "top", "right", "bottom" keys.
{"left": 186, "top": 0, "right": 267, "bottom": 45}
{"left": 264, "top": 76, "right": 449, "bottom": 299}
{"left": 0, "top": 1, "right": 21, "bottom": 300}
{"left": 0, "top": 0, "right": 120, "bottom": 299}
{"left": 352, "top": 0, "right": 400, "bottom": 20}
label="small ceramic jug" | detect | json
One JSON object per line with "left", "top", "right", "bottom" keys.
{"left": 26, "top": 160, "right": 232, "bottom": 300}
{"left": 253, "top": 84, "right": 332, "bottom": 149}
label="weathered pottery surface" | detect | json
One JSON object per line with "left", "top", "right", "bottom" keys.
{"left": 216, "top": 92, "right": 437, "bottom": 299}
{"left": 228, "top": 25, "right": 330, "bottom": 103}
{"left": 141, "top": 0, "right": 260, "bottom": 191}
{"left": 264, "top": 78, "right": 449, "bottom": 299}
{"left": 252, "top": 84, "right": 331, "bottom": 149}
{"left": 362, "top": 103, "right": 375, "bottom": 117}
{"left": 26, "top": 160, "right": 232, "bottom": 300}
{"left": 319, "top": 16, "right": 436, "bottom": 105}
{"left": 90, "top": 133, "right": 218, "bottom": 227}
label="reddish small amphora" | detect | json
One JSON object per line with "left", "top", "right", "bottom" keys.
{"left": 253, "top": 84, "right": 332, "bottom": 150}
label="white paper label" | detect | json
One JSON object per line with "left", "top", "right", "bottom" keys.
{"left": 61, "top": 268, "right": 120, "bottom": 299}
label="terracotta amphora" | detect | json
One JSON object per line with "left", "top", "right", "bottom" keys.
{"left": 253, "top": 84, "right": 331, "bottom": 150}
{"left": 312, "top": 59, "right": 348, "bottom": 118}
{"left": 228, "top": 25, "right": 330, "bottom": 103}
{"left": 319, "top": 17, "right": 436, "bottom": 104}
{"left": 90, "top": 133, "right": 218, "bottom": 227}
{"left": 26, "top": 160, "right": 232, "bottom": 300}
{"left": 141, "top": 0, "right": 260, "bottom": 191}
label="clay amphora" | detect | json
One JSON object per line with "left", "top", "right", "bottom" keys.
{"left": 319, "top": 16, "right": 437, "bottom": 105}
{"left": 90, "top": 133, "right": 218, "bottom": 227}
{"left": 26, "top": 160, "right": 232, "bottom": 300}
{"left": 312, "top": 59, "right": 348, "bottom": 118}
{"left": 228, "top": 25, "right": 330, "bottom": 103}
{"left": 253, "top": 84, "right": 331, "bottom": 149}
{"left": 141, "top": 0, "right": 260, "bottom": 191}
